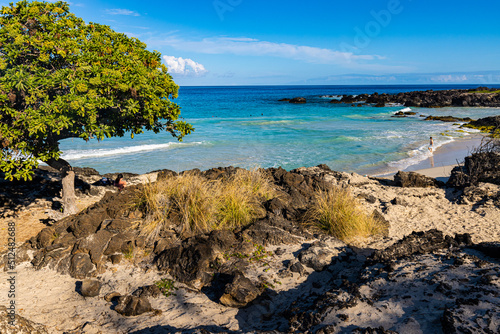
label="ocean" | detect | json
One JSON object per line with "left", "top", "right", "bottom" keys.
{"left": 59, "top": 85, "right": 499, "bottom": 175}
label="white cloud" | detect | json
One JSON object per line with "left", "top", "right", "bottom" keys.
{"left": 163, "top": 56, "right": 207, "bottom": 76}
{"left": 160, "top": 36, "right": 379, "bottom": 65}
{"left": 430, "top": 74, "right": 468, "bottom": 83}
{"left": 105, "top": 8, "right": 140, "bottom": 16}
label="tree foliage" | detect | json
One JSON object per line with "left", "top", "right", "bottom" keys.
{"left": 0, "top": 1, "right": 193, "bottom": 180}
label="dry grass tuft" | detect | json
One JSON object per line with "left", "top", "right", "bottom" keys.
{"left": 304, "top": 186, "right": 383, "bottom": 242}
{"left": 136, "top": 169, "right": 277, "bottom": 239}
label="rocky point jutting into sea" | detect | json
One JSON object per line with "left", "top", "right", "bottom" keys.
{"left": 326, "top": 87, "right": 500, "bottom": 108}
{"left": 1, "top": 144, "right": 499, "bottom": 333}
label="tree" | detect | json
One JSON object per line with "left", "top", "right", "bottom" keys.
{"left": 0, "top": 1, "right": 193, "bottom": 214}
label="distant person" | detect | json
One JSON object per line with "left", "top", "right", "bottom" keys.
{"left": 428, "top": 137, "right": 434, "bottom": 153}
{"left": 114, "top": 174, "right": 126, "bottom": 191}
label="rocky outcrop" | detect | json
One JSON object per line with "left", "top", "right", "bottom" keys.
{"left": 447, "top": 151, "right": 500, "bottom": 192}
{"left": 218, "top": 273, "right": 262, "bottom": 308}
{"left": 289, "top": 97, "right": 306, "bottom": 104}
{"left": 368, "top": 229, "right": 471, "bottom": 264}
{"left": 324, "top": 87, "right": 500, "bottom": 108}
{"left": 424, "top": 115, "right": 472, "bottom": 122}
{"left": 464, "top": 115, "right": 500, "bottom": 131}
{"left": 114, "top": 295, "right": 153, "bottom": 316}
{"left": 394, "top": 171, "right": 445, "bottom": 188}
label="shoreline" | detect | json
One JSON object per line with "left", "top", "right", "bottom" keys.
{"left": 371, "top": 134, "right": 485, "bottom": 180}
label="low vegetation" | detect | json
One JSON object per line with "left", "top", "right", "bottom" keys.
{"left": 155, "top": 278, "right": 178, "bottom": 297}
{"left": 469, "top": 89, "right": 500, "bottom": 94}
{"left": 462, "top": 116, "right": 500, "bottom": 138}
{"left": 136, "top": 169, "right": 277, "bottom": 240}
{"left": 304, "top": 187, "right": 383, "bottom": 242}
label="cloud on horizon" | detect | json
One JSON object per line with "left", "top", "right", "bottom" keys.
{"left": 163, "top": 55, "right": 207, "bottom": 76}
{"left": 293, "top": 70, "right": 500, "bottom": 85}
{"left": 159, "top": 36, "right": 398, "bottom": 70}
{"left": 105, "top": 8, "right": 140, "bottom": 16}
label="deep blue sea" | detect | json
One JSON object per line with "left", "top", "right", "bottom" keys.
{"left": 59, "top": 85, "right": 500, "bottom": 175}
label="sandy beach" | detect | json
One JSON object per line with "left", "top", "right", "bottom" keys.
{"left": 391, "top": 134, "right": 485, "bottom": 180}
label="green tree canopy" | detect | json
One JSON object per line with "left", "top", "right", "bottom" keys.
{"left": 0, "top": 0, "right": 193, "bottom": 181}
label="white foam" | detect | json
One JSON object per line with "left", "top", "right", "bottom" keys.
{"left": 321, "top": 95, "right": 342, "bottom": 99}
{"left": 62, "top": 142, "right": 205, "bottom": 160}
{"left": 398, "top": 107, "right": 412, "bottom": 112}
{"left": 388, "top": 138, "right": 454, "bottom": 171}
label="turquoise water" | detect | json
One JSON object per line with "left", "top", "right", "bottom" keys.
{"left": 59, "top": 85, "right": 500, "bottom": 175}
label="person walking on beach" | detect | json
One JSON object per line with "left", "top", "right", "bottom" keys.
{"left": 114, "top": 174, "right": 127, "bottom": 191}
{"left": 428, "top": 137, "right": 434, "bottom": 153}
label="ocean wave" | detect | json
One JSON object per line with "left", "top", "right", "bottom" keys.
{"left": 240, "top": 120, "right": 300, "bottom": 126}
{"left": 321, "top": 95, "right": 342, "bottom": 100}
{"left": 397, "top": 107, "right": 412, "bottom": 112}
{"left": 387, "top": 138, "right": 454, "bottom": 170}
{"left": 62, "top": 142, "right": 205, "bottom": 160}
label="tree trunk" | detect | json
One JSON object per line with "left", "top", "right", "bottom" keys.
{"left": 46, "top": 158, "right": 78, "bottom": 215}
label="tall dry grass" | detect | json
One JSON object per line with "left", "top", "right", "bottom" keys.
{"left": 304, "top": 186, "right": 382, "bottom": 242}
{"left": 136, "top": 169, "right": 277, "bottom": 240}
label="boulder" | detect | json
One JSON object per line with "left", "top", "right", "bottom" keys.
{"left": 80, "top": 279, "right": 101, "bottom": 297}
{"left": 114, "top": 295, "right": 153, "bottom": 316}
{"left": 289, "top": 97, "right": 306, "bottom": 104}
{"left": 219, "top": 273, "right": 261, "bottom": 308}
{"left": 394, "top": 171, "right": 444, "bottom": 188}
{"left": 69, "top": 253, "right": 94, "bottom": 279}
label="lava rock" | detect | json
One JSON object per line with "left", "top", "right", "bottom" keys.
{"left": 80, "top": 279, "right": 101, "bottom": 297}
{"left": 69, "top": 253, "right": 94, "bottom": 279}
{"left": 289, "top": 97, "right": 306, "bottom": 104}
{"left": 394, "top": 171, "right": 444, "bottom": 188}
{"left": 114, "top": 295, "right": 153, "bottom": 316}
{"left": 219, "top": 273, "right": 261, "bottom": 308}
{"left": 369, "top": 229, "right": 456, "bottom": 264}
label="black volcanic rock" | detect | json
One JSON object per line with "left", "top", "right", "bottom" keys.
{"left": 368, "top": 230, "right": 458, "bottom": 264}
{"left": 289, "top": 97, "right": 306, "bottom": 104}
{"left": 394, "top": 171, "right": 444, "bottom": 188}
{"left": 424, "top": 115, "right": 472, "bottom": 122}
{"left": 447, "top": 152, "right": 500, "bottom": 188}
{"left": 114, "top": 295, "right": 153, "bottom": 316}
{"left": 465, "top": 115, "right": 500, "bottom": 129}
{"left": 333, "top": 88, "right": 500, "bottom": 108}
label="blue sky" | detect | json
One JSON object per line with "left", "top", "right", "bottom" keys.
{"left": 5, "top": 0, "right": 500, "bottom": 85}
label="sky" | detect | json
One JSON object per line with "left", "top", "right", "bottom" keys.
{"left": 3, "top": 0, "right": 500, "bottom": 85}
